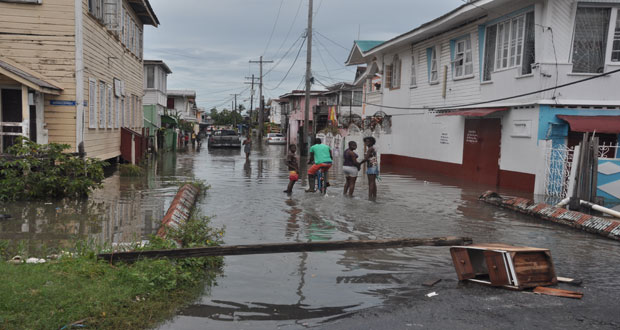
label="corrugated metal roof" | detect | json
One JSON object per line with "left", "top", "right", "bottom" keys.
{"left": 0, "top": 58, "right": 62, "bottom": 93}
{"left": 354, "top": 40, "right": 384, "bottom": 52}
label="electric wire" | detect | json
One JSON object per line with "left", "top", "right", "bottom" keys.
{"left": 262, "top": 0, "right": 285, "bottom": 56}
{"left": 271, "top": 0, "right": 303, "bottom": 60}
{"left": 265, "top": 37, "right": 307, "bottom": 91}
{"left": 263, "top": 35, "right": 304, "bottom": 77}
{"left": 314, "top": 30, "right": 349, "bottom": 51}
{"left": 363, "top": 67, "right": 620, "bottom": 112}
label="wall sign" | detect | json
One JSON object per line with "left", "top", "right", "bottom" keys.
{"left": 466, "top": 130, "right": 478, "bottom": 143}
{"left": 440, "top": 132, "right": 449, "bottom": 145}
{"left": 50, "top": 100, "right": 77, "bottom": 106}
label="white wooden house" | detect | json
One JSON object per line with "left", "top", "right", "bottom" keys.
{"left": 166, "top": 90, "right": 197, "bottom": 123}
{"left": 143, "top": 60, "right": 171, "bottom": 132}
{"left": 0, "top": 0, "right": 158, "bottom": 159}
{"left": 347, "top": 0, "right": 620, "bottom": 194}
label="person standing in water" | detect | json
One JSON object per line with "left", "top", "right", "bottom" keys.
{"left": 363, "top": 136, "right": 378, "bottom": 201}
{"left": 243, "top": 132, "right": 252, "bottom": 160}
{"left": 342, "top": 141, "right": 361, "bottom": 197}
{"left": 284, "top": 144, "right": 299, "bottom": 194}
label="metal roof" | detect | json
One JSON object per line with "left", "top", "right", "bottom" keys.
{"left": 354, "top": 40, "right": 384, "bottom": 52}
{"left": 0, "top": 57, "right": 62, "bottom": 95}
{"left": 144, "top": 60, "right": 172, "bottom": 74}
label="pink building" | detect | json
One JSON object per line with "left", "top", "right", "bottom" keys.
{"left": 279, "top": 90, "right": 323, "bottom": 147}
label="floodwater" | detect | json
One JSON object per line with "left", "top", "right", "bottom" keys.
{"left": 2, "top": 143, "right": 619, "bottom": 329}
{"left": 158, "top": 144, "right": 620, "bottom": 329}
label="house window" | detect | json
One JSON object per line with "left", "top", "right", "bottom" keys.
{"left": 613, "top": 12, "right": 620, "bottom": 61}
{"left": 353, "top": 90, "right": 362, "bottom": 106}
{"left": 121, "top": 6, "right": 125, "bottom": 45}
{"left": 572, "top": 7, "right": 620, "bottom": 73}
{"left": 115, "top": 97, "right": 120, "bottom": 128}
{"left": 89, "top": 79, "right": 97, "bottom": 129}
{"left": 454, "top": 37, "right": 473, "bottom": 78}
{"left": 483, "top": 10, "right": 535, "bottom": 79}
{"left": 121, "top": 97, "right": 125, "bottom": 127}
{"left": 410, "top": 55, "right": 417, "bottom": 87}
{"left": 389, "top": 55, "right": 401, "bottom": 89}
{"left": 384, "top": 64, "right": 393, "bottom": 89}
{"left": 428, "top": 46, "right": 439, "bottom": 83}
{"left": 147, "top": 66, "right": 155, "bottom": 88}
{"left": 88, "top": 0, "right": 103, "bottom": 21}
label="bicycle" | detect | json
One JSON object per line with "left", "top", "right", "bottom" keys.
{"left": 316, "top": 166, "right": 328, "bottom": 195}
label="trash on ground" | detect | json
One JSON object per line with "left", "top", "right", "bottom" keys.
{"left": 557, "top": 276, "right": 583, "bottom": 286}
{"left": 426, "top": 291, "right": 438, "bottom": 298}
{"left": 422, "top": 279, "right": 441, "bottom": 287}
{"left": 450, "top": 243, "right": 557, "bottom": 290}
{"left": 26, "top": 257, "right": 46, "bottom": 264}
{"left": 533, "top": 286, "right": 583, "bottom": 299}
{"left": 8, "top": 256, "right": 22, "bottom": 264}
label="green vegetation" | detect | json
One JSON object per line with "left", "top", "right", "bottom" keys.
{"left": 0, "top": 138, "right": 106, "bottom": 201}
{"left": 209, "top": 107, "right": 244, "bottom": 126}
{"left": 119, "top": 164, "right": 145, "bottom": 177}
{"left": 0, "top": 214, "right": 224, "bottom": 329}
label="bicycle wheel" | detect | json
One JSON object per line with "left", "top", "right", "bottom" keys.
{"left": 320, "top": 171, "right": 327, "bottom": 195}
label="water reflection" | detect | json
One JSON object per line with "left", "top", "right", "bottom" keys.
{"left": 0, "top": 153, "right": 190, "bottom": 252}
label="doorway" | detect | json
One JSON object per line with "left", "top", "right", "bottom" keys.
{"left": 1, "top": 89, "right": 23, "bottom": 152}
{"left": 462, "top": 118, "right": 502, "bottom": 186}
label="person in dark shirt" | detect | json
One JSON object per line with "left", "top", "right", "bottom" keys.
{"left": 284, "top": 144, "right": 299, "bottom": 194}
{"left": 343, "top": 141, "right": 361, "bottom": 197}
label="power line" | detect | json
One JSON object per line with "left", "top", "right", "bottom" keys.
{"left": 262, "top": 0, "right": 285, "bottom": 56}
{"left": 313, "top": 32, "right": 354, "bottom": 72}
{"left": 363, "top": 67, "right": 620, "bottom": 112}
{"left": 313, "top": 39, "right": 332, "bottom": 79}
{"left": 271, "top": 0, "right": 303, "bottom": 60}
{"left": 265, "top": 37, "right": 307, "bottom": 91}
{"left": 263, "top": 35, "right": 304, "bottom": 77}
{"left": 314, "top": 29, "right": 349, "bottom": 51}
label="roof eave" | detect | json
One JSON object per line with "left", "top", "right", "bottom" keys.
{"left": 128, "top": 0, "right": 160, "bottom": 27}
{"left": 364, "top": 0, "right": 494, "bottom": 57}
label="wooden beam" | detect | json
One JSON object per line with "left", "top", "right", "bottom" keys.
{"left": 98, "top": 236, "right": 473, "bottom": 263}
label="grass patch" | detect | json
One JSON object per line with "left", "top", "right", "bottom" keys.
{"left": 119, "top": 164, "right": 145, "bottom": 177}
{"left": 0, "top": 215, "right": 224, "bottom": 329}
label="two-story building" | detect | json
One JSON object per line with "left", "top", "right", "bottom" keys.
{"left": 0, "top": 0, "right": 159, "bottom": 159}
{"left": 279, "top": 90, "right": 323, "bottom": 147}
{"left": 347, "top": 0, "right": 620, "bottom": 194}
{"left": 166, "top": 89, "right": 197, "bottom": 124}
{"left": 143, "top": 59, "right": 171, "bottom": 149}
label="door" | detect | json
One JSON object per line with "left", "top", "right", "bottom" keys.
{"left": 1, "top": 89, "right": 23, "bottom": 151}
{"left": 462, "top": 118, "right": 501, "bottom": 186}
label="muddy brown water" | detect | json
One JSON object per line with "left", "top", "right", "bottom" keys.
{"left": 1, "top": 144, "right": 619, "bottom": 329}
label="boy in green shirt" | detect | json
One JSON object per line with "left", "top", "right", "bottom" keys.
{"left": 306, "top": 138, "right": 333, "bottom": 192}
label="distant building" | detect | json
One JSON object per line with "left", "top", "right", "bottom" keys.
{"left": 278, "top": 90, "right": 324, "bottom": 146}
{"left": 0, "top": 0, "right": 159, "bottom": 160}
{"left": 166, "top": 90, "right": 198, "bottom": 124}
{"left": 143, "top": 60, "right": 172, "bottom": 143}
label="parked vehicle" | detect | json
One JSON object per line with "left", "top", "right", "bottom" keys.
{"left": 265, "top": 133, "right": 286, "bottom": 145}
{"left": 208, "top": 130, "right": 241, "bottom": 148}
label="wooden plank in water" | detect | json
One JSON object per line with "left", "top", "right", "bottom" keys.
{"left": 98, "top": 236, "right": 473, "bottom": 263}
{"left": 533, "top": 286, "right": 583, "bottom": 299}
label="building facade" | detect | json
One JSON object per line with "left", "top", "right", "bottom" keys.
{"left": 347, "top": 0, "right": 620, "bottom": 194}
{"left": 0, "top": 0, "right": 159, "bottom": 159}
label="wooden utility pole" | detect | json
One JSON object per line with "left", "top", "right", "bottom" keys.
{"left": 302, "top": 0, "right": 313, "bottom": 156}
{"left": 230, "top": 93, "right": 240, "bottom": 130}
{"left": 98, "top": 236, "right": 473, "bottom": 262}
{"left": 250, "top": 57, "right": 273, "bottom": 140}
{"left": 245, "top": 74, "right": 259, "bottom": 126}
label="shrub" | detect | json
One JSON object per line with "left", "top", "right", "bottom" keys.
{"left": 0, "top": 138, "right": 107, "bottom": 201}
{"left": 119, "top": 164, "right": 145, "bottom": 177}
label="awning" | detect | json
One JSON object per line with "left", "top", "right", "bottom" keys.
{"left": 0, "top": 57, "right": 62, "bottom": 95}
{"left": 557, "top": 115, "right": 620, "bottom": 134}
{"left": 437, "top": 107, "right": 508, "bottom": 117}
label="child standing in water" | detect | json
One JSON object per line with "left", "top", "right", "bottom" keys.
{"left": 363, "top": 136, "right": 378, "bottom": 201}
{"left": 284, "top": 144, "right": 299, "bottom": 194}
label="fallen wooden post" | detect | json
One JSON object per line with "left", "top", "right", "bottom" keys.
{"left": 98, "top": 236, "right": 473, "bottom": 263}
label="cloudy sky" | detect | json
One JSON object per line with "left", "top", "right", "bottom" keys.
{"left": 143, "top": 0, "right": 464, "bottom": 112}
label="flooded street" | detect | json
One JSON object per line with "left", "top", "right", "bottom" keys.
{"left": 160, "top": 145, "right": 620, "bottom": 329}
{"left": 2, "top": 144, "right": 619, "bottom": 329}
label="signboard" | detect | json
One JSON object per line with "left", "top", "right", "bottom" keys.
{"left": 50, "top": 100, "right": 77, "bottom": 106}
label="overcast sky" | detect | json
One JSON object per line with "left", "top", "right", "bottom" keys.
{"left": 143, "top": 0, "right": 464, "bottom": 111}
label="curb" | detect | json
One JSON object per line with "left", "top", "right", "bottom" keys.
{"left": 479, "top": 191, "right": 620, "bottom": 241}
{"left": 157, "top": 184, "right": 200, "bottom": 238}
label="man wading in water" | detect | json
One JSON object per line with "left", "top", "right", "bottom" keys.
{"left": 306, "top": 138, "right": 332, "bottom": 192}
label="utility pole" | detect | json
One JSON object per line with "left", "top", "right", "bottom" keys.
{"left": 245, "top": 74, "right": 259, "bottom": 126}
{"left": 230, "top": 93, "right": 240, "bottom": 131}
{"left": 249, "top": 57, "right": 273, "bottom": 140}
{"left": 302, "top": 0, "right": 313, "bottom": 156}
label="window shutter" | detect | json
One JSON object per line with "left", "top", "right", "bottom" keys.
{"left": 103, "top": 0, "right": 119, "bottom": 32}
{"left": 385, "top": 64, "right": 392, "bottom": 89}
{"left": 99, "top": 82, "right": 106, "bottom": 129}
{"left": 89, "top": 79, "right": 97, "bottom": 128}
{"left": 107, "top": 85, "right": 113, "bottom": 128}
{"left": 121, "top": 98, "right": 125, "bottom": 127}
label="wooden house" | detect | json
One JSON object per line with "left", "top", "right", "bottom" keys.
{"left": 0, "top": 0, "right": 159, "bottom": 160}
